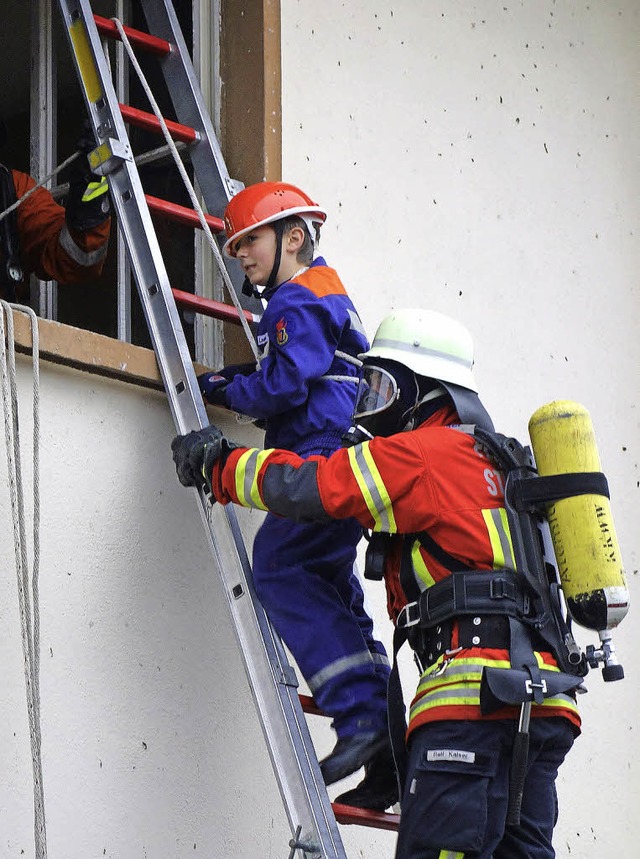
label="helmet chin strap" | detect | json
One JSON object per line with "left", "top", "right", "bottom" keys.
{"left": 240, "top": 219, "right": 286, "bottom": 300}
{"left": 401, "top": 385, "right": 448, "bottom": 431}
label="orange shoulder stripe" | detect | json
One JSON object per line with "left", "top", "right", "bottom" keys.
{"left": 292, "top": 265, "right": 348, "bottom": 298}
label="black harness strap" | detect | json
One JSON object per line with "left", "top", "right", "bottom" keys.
{"left": 388, "top": 424, "right": 594, "bottom": 802}
{"left": 0, "top": 163, "right": 23, "bottom": 300}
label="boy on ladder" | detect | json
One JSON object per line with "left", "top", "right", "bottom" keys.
{"left": 198, "top": 181, "right": 397, "bottom": 808}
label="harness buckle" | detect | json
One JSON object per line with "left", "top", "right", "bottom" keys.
{"left": 490, "top": 577, "right": 512, "bottom": 600}
{"left": 525, "top": 677, "right": 547, "bottom": 696}
{"left": 398, "top": 601, "right": 421, "bottom": 629}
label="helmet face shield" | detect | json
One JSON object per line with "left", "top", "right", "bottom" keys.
{"left": 352, "top": 364, "right": 414, "bottom": 439}
{"left": 354, "top": 365, "right": 399, "bottom": 420}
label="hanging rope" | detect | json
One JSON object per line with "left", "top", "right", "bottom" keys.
{"left": 1, "top": 300, "right": 47, "bottom": 859}
{"left": 0, "top": 150, "right": 82, "bottom": 225}
{"left": 111, "top": 17, "right": 260, "bottom": 363}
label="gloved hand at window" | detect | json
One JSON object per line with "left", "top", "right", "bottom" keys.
{"left": 198, "top": 372, "right": 230, "bottom": 407}
{"left": 215, "top": 362, "right": 257, "bottom": 381}
{"left": 65, "top": 118, "right": 110, "bottom": 231}
{"left": 171, "top": 425, "right": 239, "bottom": 493}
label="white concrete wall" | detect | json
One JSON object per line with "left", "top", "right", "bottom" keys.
{"left": 0, "top": 357, "right": 290, "bottom": 858}
{"left": 281, "top": 1, "right": 639, "bottom": 857}
{"left": 2, "top": 2, "right": 638, "bottom": 858}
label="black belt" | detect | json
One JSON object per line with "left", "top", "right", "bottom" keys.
{"left": 411, "top": 615, "right": 549, "bottom": 670}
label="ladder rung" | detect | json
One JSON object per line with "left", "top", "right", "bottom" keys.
{"left": 93, "top": 14, "right": 171, "bottom": 56}
{"left": 172, "top": 289, "right": 259, "bottom": 327}
{"left": 119, "top": 103, "right": 198, "bottom": 143}
{"left": 299, "top": 693, "right": 325, "bottom": 717}
{"left": 145, "top": 194, "right": 224, "bottom": 233}
{"left": 332, "top": 803, "right": 400, "bottom": 832}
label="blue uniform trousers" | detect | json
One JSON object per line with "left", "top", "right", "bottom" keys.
{"left": 252, "top": 511, "right": 390, "bottom": 738}
{"left": 395, "top": 717, "right": 576, "bottom": 859}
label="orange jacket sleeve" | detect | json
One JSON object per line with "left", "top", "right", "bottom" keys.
{"left": 13, "top": 169, "right": 110, "bottom": 283}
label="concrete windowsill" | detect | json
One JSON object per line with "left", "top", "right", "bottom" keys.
{"left": 7, "top": 307, "right": 208, "bottom": 390}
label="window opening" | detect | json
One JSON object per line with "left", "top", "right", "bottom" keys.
{"left": 4, "top": 0, "right": 224, "bottom": 363}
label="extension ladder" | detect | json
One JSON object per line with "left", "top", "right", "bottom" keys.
{"left": 55, "top": 2, "right": 399, "bottom": 855}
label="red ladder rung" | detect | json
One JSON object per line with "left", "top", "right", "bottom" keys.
{"left": 172, "top": 289, "right": 259, "bottom": 327}
{"left": 145, "top": 194, "right": 224, "bottom": 233}
{"left": 299, "top": 693, "right": 324, "bottom": 717}
{"left": 119, "top": 103, "right": 197, "bottom": 143}
{"left": 93, "top": 14, "right": 171, "bottom": 56}
{"left": 300, "top": 695, "right": 400, "bottom": 832}
{"left": 331, "top": 802, "right": 400, "bottom": 832}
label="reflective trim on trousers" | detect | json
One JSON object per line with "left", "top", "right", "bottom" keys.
{"left": 308, "top": 649, "right": 378, "bottom": 694}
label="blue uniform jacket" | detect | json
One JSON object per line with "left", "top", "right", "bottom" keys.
{"left": 225, "top": 257, "right": 369, "bottom": 453}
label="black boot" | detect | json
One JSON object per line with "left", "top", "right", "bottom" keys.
{"left": 333, "top": 742, "right": 399, "bottom": 811}
{"left": 319, "top": 731, "right": 389, "bottom": 786}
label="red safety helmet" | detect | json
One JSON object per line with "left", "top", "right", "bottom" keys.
{"left": 223, "top": 181, "right": 327, "bottom": 257}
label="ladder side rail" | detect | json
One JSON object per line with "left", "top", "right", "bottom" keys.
{"left": 138, "top": 0, "right": 239, "bottom": 210}
{"left": 56, "top": 3, "right": 345, "bottom": 855}
{"left": 137, "top": 0, "right": 261, "bottom": 318}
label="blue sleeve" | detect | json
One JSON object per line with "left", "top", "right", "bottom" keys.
{"left": 225, "top": 284, "right": 342, "bottom": 419}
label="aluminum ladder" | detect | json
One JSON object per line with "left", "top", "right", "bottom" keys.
{"left": 55, "top": 1, "right": 400, "bottom": 854}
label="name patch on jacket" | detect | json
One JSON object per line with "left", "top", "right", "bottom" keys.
{"left": 426, "top": 749, "right": 476, "bottom": 764}
{"left": 275, "top": 316, "right": 289, "bottom": 346}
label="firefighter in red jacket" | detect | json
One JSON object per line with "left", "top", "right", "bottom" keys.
{"left": 0, "top": 117, "right": 110, "bottom": 302}
{"left": 171, "top": 309, "right": 582, "bottom": 857}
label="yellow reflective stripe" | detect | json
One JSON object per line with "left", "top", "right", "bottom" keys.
{"left": 411, "top": 539, "right": 436, "bottom": 589}
{"left": 347, "top": 442, "right": 397, "bottom": 532}
{"left": 439, "top": 851, "right": 464, "bottom": 859}
{"left": 233, "top": 448, "right": 274, "bottom": 511}
{"left": 81, "top": 177, "right": 109, "bottom": 202}
{"left": 69, "top": 19, "right": 103, "bottom": 103}
{"left": 410, "top": 655, "right": 580, "bottom": 724}
{"left": 482, "top": 507, "right": 516, "bottom": 570}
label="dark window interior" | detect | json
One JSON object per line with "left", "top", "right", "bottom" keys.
{"left": 1, "top": 1, "right": 198, "bottom": 355}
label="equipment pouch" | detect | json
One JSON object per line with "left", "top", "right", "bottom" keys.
{"left": 480, "top": 666, "right": 582, "bottom": 715}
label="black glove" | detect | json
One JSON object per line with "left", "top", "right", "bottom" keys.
{"left": 171, "top": 425, "right": 236, "bottom": 493}
{"left": 197, "top": 372, "right": 230, "bottom": 407}
{"left": 65, "top": 119, "right": 110, "bottom": 231}
{"left": 216, "top": 362, "right": 257, "bottom": 381}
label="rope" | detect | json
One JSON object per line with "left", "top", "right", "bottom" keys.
{"left": 111, "top": 17, "right": 260, "bottom": 363}
{"left": 1, "top": 301, "right": 47, "bottom": 857}
{"left": 0, "top": 150, "right": 82, "bottom": 225}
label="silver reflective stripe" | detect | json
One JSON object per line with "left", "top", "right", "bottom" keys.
{"left": 347, "top": 308, "right": 367, "bottom": 340}
{"left": 241, "top": 449, "right": 262, "bottom": 501}
{"left": 486, "top": 507, "right": 516, "bottom": 570}
{"left": 351, "top": 443, "right": 395, "bottom": 532}
{"left": 372, "top": 652, "right": 391, "bottom": 669}
{"left": 414, "top": 686, "right": 478, "bottom": 705}
{"left": 59, "top": 223, "right": 108, "bottom": 266}
{"left": 308, "top": 650, "right": 375, "bottom": 693}
{"left": 375, "top": 337, "right": 473, "bottom": 370}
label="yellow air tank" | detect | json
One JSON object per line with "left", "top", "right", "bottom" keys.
{"left": 528, "top": 401, "right": 629, "bottom": 633}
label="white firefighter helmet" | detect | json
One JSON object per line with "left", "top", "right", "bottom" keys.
{"left": 349, "top": 308, "right": 493, "bottom": 437}
{"left": 359, "top": 308, "right": 478, "bottom": 392}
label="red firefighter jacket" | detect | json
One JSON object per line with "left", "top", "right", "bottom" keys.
{"left": 0, "top": 169, "right": 110, "bottom": 300}
{"left": 210, "top": 405, "right": 581, "bottom": 737}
